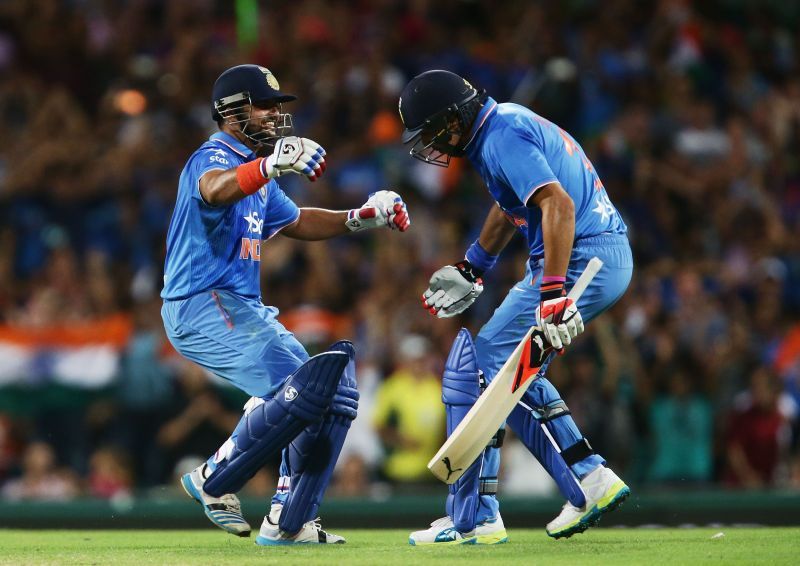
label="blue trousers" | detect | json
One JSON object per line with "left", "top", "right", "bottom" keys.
{"left": 472, "top": 233, "right": 632, "bottom": 523}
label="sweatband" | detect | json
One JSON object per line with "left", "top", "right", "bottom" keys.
{"left": 540, "top": 280, "right": 565, "bottom": 301}
{"left": 464, "top": 240, "right": 498, "bottom": 275}
{"left": 236, "top": 158, "right": 268, "bottom": 195}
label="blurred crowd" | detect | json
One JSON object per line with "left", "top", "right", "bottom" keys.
{"left": 1, "top": 0, "right": 800, "bottom": 503}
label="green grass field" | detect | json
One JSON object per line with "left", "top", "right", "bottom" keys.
{"left": 0, "top": 528, "right": 797, "bottom": 565}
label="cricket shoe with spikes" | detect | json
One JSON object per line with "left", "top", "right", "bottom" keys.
{"left": 255, "top": 504, "right": 345, "bottom": 545}
{"left": 181, "top": 463, "right": 251, "bottom": 537}
{"left": 408, "top": 514, "right": 508, "bottom": 545}
{"left": 546, "top": 465, "right": 630, "bottom": 539}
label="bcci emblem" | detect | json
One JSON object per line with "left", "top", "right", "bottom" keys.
{"left": 284, "top": 386, "right": 298, "bottom": 402}
{"left": 259, "top": 66, "right": 280, "bottom": 90}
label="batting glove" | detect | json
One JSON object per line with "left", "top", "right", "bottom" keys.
{"left": 422, "top": 260, "right": 484, "bottom": 318}
{"left": 535, "top": 281, "right": 584, "bottom": 351}
{"left": 262, "top": 136, "right": 327, "bottom": 182}
{"left": 345, "top": 190, "right": 411, "bottom": 232}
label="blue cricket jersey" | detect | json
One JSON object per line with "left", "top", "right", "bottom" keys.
{"left": 161, "top": 132, "right": 300, "bottom": 300}
{"left": 464, "top": 97, "right": 627, "bottom": 260}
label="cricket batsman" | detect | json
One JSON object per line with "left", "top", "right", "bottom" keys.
{"left": 161, "top": 64, "right": 410, "bottom": 545}
{"left": 398, "top": 70, "right": 632, "bottom": 543}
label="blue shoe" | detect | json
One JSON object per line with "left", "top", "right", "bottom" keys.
{"left": 181, "top": 464, "right": 251, "bottom": 537}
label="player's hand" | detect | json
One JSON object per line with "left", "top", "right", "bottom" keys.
{"left": 535, "top": 296, "right": 584, "bottom": 351}
{"left": 422, "top": 261, "right": 483, "bottom": 318}
{"left": 263, "top": 136, "right": 326, "bottom": 181}
{"left": 345, "top": 190, "right": 411, "bottom": 232}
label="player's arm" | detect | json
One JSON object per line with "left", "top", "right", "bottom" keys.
{"left": 529, "top": 182, "right": 581, "bottom": 351}
{"left": 200, "top": 137, "right": 327, "bottom": 206}
{"left": 529, "top": 182, "right": 575, "bottom": 278}
{"left": 281, "top": 190, "right": 411, "bottom": 241}
{"left": 280, "top": 208, "right": 349, "bottom": 240}
{"left": 477, "top": 202, "right": 518, "bottom": 255}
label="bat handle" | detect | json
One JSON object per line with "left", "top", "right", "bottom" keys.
{"left": 566, "top": 257, "right": 603, "bottom": 302}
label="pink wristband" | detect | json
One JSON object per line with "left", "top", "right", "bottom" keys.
{"left": 542, "top": 275, "right": 566, "bottom": 283}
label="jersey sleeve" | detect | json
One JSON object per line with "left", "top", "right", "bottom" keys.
{"left": 488, "top": 130, "right": 558, "bottom": 206}
{"left": 262, "top": 180, "right": 301, "bottom": 239}
{"left": 187, "top": 148, "right": 234, "bottom": 203}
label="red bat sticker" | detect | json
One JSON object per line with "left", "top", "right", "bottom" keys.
{"left": 511, "top": 332, "right": 547, "bottom": 393}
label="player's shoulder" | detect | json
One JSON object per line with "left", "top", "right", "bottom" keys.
{"left": 192, "top": 139, "right": 237, "bottom": 165}
{"left": 481, "top": 103, "right": 542, "bottom": 153}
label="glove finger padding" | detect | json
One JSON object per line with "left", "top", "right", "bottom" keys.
{"left": 545, "top": 324, "right": 563, "bottom": 350}
{"left": 557, "top": 324, "right": 572, "bottom": 346}
{"left": 389, "top": 203, "right": 411, "bottom": 231}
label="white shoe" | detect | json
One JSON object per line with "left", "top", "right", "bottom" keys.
{"left": 180, "top": 463, "right": 251, "bottom": 537}
{"left": 409, "top": 514, "right": 508, "bottom": 545}
{"left": 546, "top": 465, "right": 630, "bottom": 539}
{"left": 255, "top": 503, "right": 345, "bottom": 545}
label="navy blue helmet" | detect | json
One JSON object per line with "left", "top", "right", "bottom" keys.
{"left": 398, "top": 70, "right": 486, "bottom": 166}
{"left": 212, "top": 64, "right": 296, "bottom": 148}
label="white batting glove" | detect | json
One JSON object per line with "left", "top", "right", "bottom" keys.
{"left": 535, "top": 296, "right": 584, "bottom": 351}
{"left": 262, "top": 136, "right": 327, "bottom": 182}
{"left": 422, "top": 261, "right": 484, "bottom": 318}
{"left": 345, "top": 190, "right": 411, "bottom": 232}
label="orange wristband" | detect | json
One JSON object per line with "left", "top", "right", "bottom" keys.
{"left": 236, "top": 158, "right": 268, "bottom": 195}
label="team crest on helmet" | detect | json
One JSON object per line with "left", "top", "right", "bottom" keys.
{"left": 259, "top": 67, "right": 280, "bottom": 90}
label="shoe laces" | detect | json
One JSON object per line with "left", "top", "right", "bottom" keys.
{"left": 305, "top": 517, "right": 323, "bottom": 531}
{"left": 219, "top": 494, "right": 242, "bottom": 514}
{"left": 431, "top": 516, "right": 452, "bottom": 528}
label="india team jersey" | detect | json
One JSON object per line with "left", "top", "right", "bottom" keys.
{"left": 161, "top": 132, "right": 300, "bottom": 300}
{"left": 464, "top": 97, "right": 627, "bottom": 259}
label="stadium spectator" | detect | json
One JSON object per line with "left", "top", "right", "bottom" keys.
{"left": 1, "top": 441, "right": 79, "bottom": 501}
{"left": 373, "top": 334, "right": 444, "bottom": 483}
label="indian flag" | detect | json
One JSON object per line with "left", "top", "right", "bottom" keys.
{"left": 0, "top": 314, "right": 133, "bottom": 389}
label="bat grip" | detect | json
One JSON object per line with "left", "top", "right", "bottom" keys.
{"left": 566, "top": 257, "right": 603, "bottom": 302}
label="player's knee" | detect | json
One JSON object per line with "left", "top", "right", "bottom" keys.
{"left": 443, "top": 328, "right": 480, "bottom": 406}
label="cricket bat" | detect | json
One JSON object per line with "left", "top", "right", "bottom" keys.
{"left": 428, "top": 257, "right": 603, "bottom": 484}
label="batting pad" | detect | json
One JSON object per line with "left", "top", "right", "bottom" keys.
{"left": 279, "top": 341, "right": 358, "bottom": 534}
{"left": 442, "top": 329, "right": 483, "bottom": 533}
{"left": 203, "top": 349, "right": 349, "bottom": 497}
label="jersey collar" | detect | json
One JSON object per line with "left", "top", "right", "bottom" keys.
{"left": 210, "top": 131, "right": 255, "bottom": 159}
{"left": 462, "top": 96, "right": 498, "bottom": 153}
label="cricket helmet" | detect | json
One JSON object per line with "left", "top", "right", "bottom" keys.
{"left": 212, "top": 64, "right": 296, "bottom": 148}
{"left": 398, "top": 70, "right": 487, "bottom": 166}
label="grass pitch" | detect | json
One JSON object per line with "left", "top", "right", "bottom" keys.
{"left": 0, "top": 528, "right": 797, "bottom": 565}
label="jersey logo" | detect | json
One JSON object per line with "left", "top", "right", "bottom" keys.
{"left": 244, "top": 211, "right": 264, "bottom": 234}
{"left": 503, "top": 211, "right": 528, "bottom": 228}
{"left": 592, "top": 193, "right": 616, "bottom": 223}
{"left": 240, "top": 238, "right": 261, "bottom": 261}
{"left": 209, "top": 148, "right": 229, "bottom": 165}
